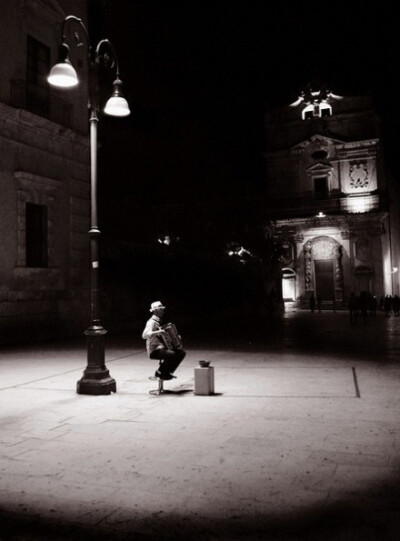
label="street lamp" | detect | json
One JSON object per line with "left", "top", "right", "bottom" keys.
{"left": 48, "top": 15, "right": 130, "bottom": 395}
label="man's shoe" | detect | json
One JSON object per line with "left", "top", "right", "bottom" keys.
{"left": 155, "top": 370, "right": 173, "bottom": 381}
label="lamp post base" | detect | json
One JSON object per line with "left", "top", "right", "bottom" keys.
{"left": 76, "top": 326, "right": 117, "bottom": 395}
{"left": 76, "top": 375, "right": 116, "bottom": 395}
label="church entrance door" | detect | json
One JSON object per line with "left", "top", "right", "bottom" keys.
{"left": 314, "top": 259, "right": 334, "bottom": 301}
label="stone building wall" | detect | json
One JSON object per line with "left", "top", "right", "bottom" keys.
{"left": 0, "top": 0, "right": 90, "bottom": 344}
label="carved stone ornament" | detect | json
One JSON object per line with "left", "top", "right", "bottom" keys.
{"left": 312, "top": 237, "right": 337, "bottom": 259}
{"left": 355, "top": 238, "right": 370, "bottom": 262}
{"left": 279, "top": 242, "right": 294, "bottom": 265}
{"left": 304, "top": 241, "right": 313, "bottom": 290}
{"left": 349, "top": 161, "right": 369, "bottom": 189}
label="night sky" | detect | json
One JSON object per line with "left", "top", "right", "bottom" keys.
{"left": 88, "top": 0, "right": 400, "bottom": 244}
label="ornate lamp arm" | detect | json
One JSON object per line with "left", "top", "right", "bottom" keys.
{"left": 61, "top": 15, "right": 90, "bottom": 50}
{"left": 95, "top": 39, "right": 121, "bottom": 78}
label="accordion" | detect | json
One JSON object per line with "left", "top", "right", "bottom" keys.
{"left": 161, "top": 322, "right": 183, "bottom": 350}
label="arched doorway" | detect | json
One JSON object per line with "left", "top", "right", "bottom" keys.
{"left": 304, "top": 236, "right": 343, "bottom": 302}
{"left": 282, "top": 268, "right": 296, "bottom": 300}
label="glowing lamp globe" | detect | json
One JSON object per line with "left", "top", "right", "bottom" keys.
{"left": 103, "top": 78, "right": 130, "bottom": 117}
{"left": 104, "top": 96, "right": 130, "bottom": 117}
{"left": 48, "top": 60, "right": 78, "bottom": 88}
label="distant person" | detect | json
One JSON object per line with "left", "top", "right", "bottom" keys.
{"left": 142, "top": 301, "right": 186, "bottom": 380}
{"left": 349, "top": 292, "right": 358, "bottom": 324}
{"left": 393, "top": 295, "right": 400, "bottom": 316}
{"left": 309, "top": 293, "right": 315, "bottom": 312}
{"left": 384, "top": 295, "right": 392, "bottom": 317}
{"left": 369, "top": 295, "right": 377, "bottom": 317}
{"left": 317, "top": 294, "right": 322, "bottom": 313}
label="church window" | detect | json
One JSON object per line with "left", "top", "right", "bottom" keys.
{"left": 311, "top": 149, "right": 328, "bottom": 160}
{"left": 320, "top": 106, "right": 331, "bottom": 117}
{"left": 27, "top": 35, "right": 50, "bottom": 116}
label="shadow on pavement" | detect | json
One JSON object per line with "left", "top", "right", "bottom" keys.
{"left": 1, "top": 473, "right": 400, "bottom": 540}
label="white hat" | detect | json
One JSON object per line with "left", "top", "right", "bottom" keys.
{"left": 150, "top": 301, "right": 166, "bottom": 312}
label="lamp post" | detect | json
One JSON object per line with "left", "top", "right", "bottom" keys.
{"left": 48, "top": 15, "right": 130, "bottom": 395}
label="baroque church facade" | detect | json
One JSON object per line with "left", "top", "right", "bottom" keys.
{"left": 264, "top": 86, "right": 400, "bottom": 309}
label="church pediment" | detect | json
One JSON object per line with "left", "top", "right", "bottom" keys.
{"left": 290, "top": 134, "right": 344, "bottom": 159}
{"left": 306, "top": 162, "right": 332, "bottom": 173}
{"left": 291, "top": 134, "right": 342, "bottom": 152}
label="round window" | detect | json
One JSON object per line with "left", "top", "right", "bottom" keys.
{"left": 311, "top": 149, "right": 328, "bottom": 160}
